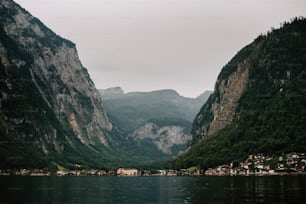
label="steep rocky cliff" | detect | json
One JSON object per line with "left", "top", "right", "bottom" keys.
{"left": 172, "top": 17, "right": 306, "bottom": 169}
{"left": 191, "top": 41, "right": 262, "bottom": 143}
{"left": 0, "top": 0, "right": 113, "bottom": 168}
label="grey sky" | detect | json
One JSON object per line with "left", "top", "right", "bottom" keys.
{"left": 15, "top": 0, "right": 306, "bottom": 97}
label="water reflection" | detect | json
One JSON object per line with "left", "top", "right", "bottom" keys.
{"left": 189, "top": 175, "right": 306, "bottom": 204}
{"left": 0, "top": 176, "right": 306, "bottom": 203}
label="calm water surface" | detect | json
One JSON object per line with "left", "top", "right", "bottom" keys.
{"left": 1, "top": 175, "right": 306, "bottom": 204}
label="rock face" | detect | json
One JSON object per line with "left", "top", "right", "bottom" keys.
{"left": 193, "top": 43, "right": 262, "bottom": 140}
{"left": 0, "top": 0, "right": 112, "bottom": 168}
{"left": 207, "top": 61, "right": 249, "bottom": 136}
{"left": 132, "top": 122, "right": 191, "bottom": 155}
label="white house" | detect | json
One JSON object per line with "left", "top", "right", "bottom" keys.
{"left": 117, "top": 168, "right": 138, "bottom": 176}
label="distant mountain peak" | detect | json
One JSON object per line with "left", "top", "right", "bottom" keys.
{"left": 195, "top": 91, "right": 212, "bottom": 102}
{"left": 100, "top": 87, "right": 124, "bottom": 95}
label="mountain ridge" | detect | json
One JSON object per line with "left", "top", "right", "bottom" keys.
{"left": 100, "top": 87, "right": 211, "bottom": 159}
{"left": 100, "top": 87, "right": 212, "bottom": 132}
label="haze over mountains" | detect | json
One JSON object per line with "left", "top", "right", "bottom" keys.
{"left": 1, "top": 0, "right": 305, "bottom": 171}
{"left": 100, "top": 87, "right": 211, "bottom": 131}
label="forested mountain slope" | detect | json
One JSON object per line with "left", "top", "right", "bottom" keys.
{"left": 171, "top": 17, "right": 306, "bottom": 169}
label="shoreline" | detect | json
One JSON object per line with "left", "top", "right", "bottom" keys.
{"left": 1, "top": 172, "right": 306, "bottom": 177}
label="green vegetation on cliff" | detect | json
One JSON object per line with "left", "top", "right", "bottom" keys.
{"left": 170, "top": 17, "right": 306, "bottom": 169}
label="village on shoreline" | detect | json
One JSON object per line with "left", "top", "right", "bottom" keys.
{"left": 1, "top": 153, "right": 305, "bottom": 177}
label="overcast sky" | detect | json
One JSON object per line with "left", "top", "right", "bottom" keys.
{"left": 15, "top": 0, "right": 306, "bottom": 97}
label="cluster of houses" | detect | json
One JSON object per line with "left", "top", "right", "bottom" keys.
{"left": 56, "top": 169, "right": 108, "bottom": 176}
{"left": 205, "top": 153, "right": 306, "bottom": 176}
{"left": 144, "top": 169, "right": 181, "bottom": 176}
{"left": 0, "top": 169, "right": 51, "bottom": 176}
{"left": 116, "top": 168, "right": 194, "bottom": 176}
{"left": 0, "top": 169, "right": 109, "bottom": 176}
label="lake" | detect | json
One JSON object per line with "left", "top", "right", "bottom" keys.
{"left": 1, "top": 175, "right": 306, "bottom": 204}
